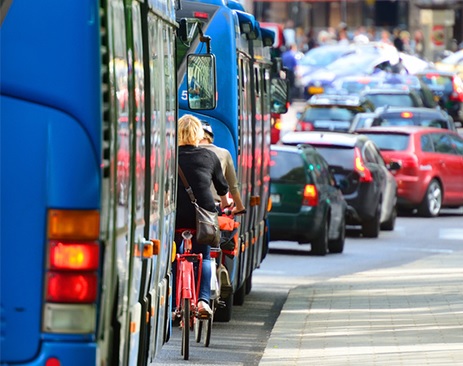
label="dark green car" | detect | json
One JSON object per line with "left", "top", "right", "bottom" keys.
{"left": 268, "top": 144, "right": 347, "bottom": 255}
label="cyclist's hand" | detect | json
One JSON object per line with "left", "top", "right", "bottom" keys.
{"left": 231, "top": 206, "right": 246, "bottom": 216}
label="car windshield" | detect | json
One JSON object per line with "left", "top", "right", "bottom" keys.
{"left": 362, "top": 133, "right": 409, "bottom": 151}
{"left": 299, "top": 47, "right": 349, "bottom": 67}
{"left": 378, "top": 113, "right": 447, "bottom": 128}
{"left": 367, "top": 94, "right": 415, "bottom": 107}
{"left": 302, "top": 107, "right": 356, "bottom": 121}
{"left": 337, "top": 80, "right": 382, "bottom": 93}
{"left": 325, "top": 53, "right": 379, "bottom": 74}
{"left": 310, "top": 146, "right": 355, "bottom": 168}
{"left": 270, "top": 150, "right": 309, "bottom": 183}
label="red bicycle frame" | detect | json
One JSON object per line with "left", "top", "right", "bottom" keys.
{"left": 175, "top": 253, "right": 202, "bottom": 312}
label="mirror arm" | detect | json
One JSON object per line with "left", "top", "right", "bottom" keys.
{"left": 197, "top": 25, "right": 211, "bottom": 54}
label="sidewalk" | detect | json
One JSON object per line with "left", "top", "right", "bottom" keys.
{"left": 259, "top": 251, "right": 463, "bottom": 365}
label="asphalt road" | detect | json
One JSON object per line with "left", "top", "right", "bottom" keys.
{"left": 154, "top": 208, "right": 463, "bottom": 365}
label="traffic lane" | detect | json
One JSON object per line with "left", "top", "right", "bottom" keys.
{"left": 265, "top": 207, "right": 463, "bottom": 283}
{"left": 154, "top": 285, "right": 286, "bottom": 365}
{"left": 154, "top": 209, "right": 463, "bottom": 365}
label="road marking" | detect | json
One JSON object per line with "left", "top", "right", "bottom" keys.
{"left": 439, "top": 228, "right": 463, "bottom": 241}
{"left": 398, "top": 247, "right": 454, "bottom": 254}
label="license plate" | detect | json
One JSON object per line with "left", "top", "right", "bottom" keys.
{"left": 309, "top": 86, "right": 324, "bottom": 94}
{"left": 270, "top": 194, "right": 280, "bottom": 204}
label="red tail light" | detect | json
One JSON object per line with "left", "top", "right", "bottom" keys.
{"left": 271, "top": 114, "right": 282, "bottom": 131}
{"left": 354, "top": 147, "right": 373, "bottom": 182}
{"left": 302, "top": 184, "right": 318, "bottom": 206}
{"left": 449, "top": 76, "right": 463, "bottom": 102}
{"left": 46, "top": 272, "right": 98, "bottom": 303}
{"left": 45, "top": 210, "right": 100, "bottom": 304}
{"left": 49, "top": 241, "right": 99, "bottom": 270}
{"left": 295, "top": 121, "right": 314, "bottom": 131}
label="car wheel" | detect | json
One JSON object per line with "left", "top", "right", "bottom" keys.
{"left": 418, "top": 179, "right": 442, "bottom": 217}
{"left": 328, "top": 214, "right": 345, "bottom": 254}
{"left": 362, "top": 202, "right": 381, "bottom": 238}
{"left": 381, "top": 205, "right": 396, "bottom": 231}
{"left": 311, "top": 218, "right": 328, "bottom": 256}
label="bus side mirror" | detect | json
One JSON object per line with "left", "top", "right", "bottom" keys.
{"left": 270, "top": 77, "right": 289, "bottom": 114}
{"left": 187, "top": 54, "right": 217, "bottom": 110}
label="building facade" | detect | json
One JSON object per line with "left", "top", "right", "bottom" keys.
{"left": 250, "top": 0, "right": 463, "bottom": 58}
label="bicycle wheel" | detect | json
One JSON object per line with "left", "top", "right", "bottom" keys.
{"left": 181, "top": 298, "right": 190, "bottom": 360}
{"left": 194, "top": 317, "right": 203, "bottom": 343}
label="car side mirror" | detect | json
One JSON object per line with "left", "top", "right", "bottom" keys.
{"left": 187, "top": 54, "right": 217, "bottom": 110}
{"left": 388, "top": 161, "right": 401, "bottom": 171}
{"left": 270, "top": 77, "right": 289, "bottom": 114}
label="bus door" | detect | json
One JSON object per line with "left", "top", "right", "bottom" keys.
{"left": 145, "top": 15, "right": 178, "bottom": 359}
{"left": 251, "top": 61, "right": 272, "bottom": 273}
{"left": 260, "top": 65, "right": 273, "bottom": 261}
{"left": 237, "top": 54, "right": 253, "bottom": 297}
{"left": 99, "top": 2, "right": 151, "bottom": 365}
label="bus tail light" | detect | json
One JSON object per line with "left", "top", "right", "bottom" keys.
{"left": 44, "top": 209, "right": 100, "bottom": 334}
{"left": 49, "top": 241, "right": 99, "bottom": 270}
{"left": 46, "top": 272, "right": 98, "bottom": 303}
{"left": 43, "top": 303, "right": 96, "bottom": 334}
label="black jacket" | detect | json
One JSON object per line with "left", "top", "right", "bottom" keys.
{"left": 176, "top": 145, "right": 228, "bottom": 229}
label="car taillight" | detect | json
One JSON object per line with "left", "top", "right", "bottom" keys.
{"left": 449, "top": 76, "right": 463, "bottom": 102}
{"left": 272, "top": 116, "right": 282, "bottom": 131}
{"left": 354, "top": 147, "right": 373, "bottom": 182}
{"left": 302, "top": 184, "right": 318, "bottom": 206}
{"left": 43, "top": 209, "right": 100, "bottom": 334}
{"left": 295, "top": 121, "right": 314, "bottom": 131}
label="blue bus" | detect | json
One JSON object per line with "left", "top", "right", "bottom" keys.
{"left": 176, "top": 0, "right": 288, "bottom": 321}
{"left": 1, "top": 0, "right": 185, "bottom": 364}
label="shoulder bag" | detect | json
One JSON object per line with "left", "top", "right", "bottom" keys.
{"left": 178, "top": 166, "right": 221, "bottom": 247}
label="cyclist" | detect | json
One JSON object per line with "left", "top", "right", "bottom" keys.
{"left": 199, "top": 121, "right": 246, "bottom": 215}
{"left": 175, "top": 114, "right": 230, "bottom": 317}
{"left": 199, "top": 122, "right": 246, "bottom": 295}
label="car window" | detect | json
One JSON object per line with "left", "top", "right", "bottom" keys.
{"left": 311, "top": 154, "right": 331, "bottom": 185}
{"left": 270, "top": 150, "right": 308, "bottom": 183}
{"left": 362, "top": 133, "right": 409, "bottom": 151}
{"left": 303, "top": 107, "right": 355, "bottom": 121}
{"left": 421, "top": 134, "right": 434, "bottom": 152}
{"left": 379, "top": 112, "right": 448, "bottom": 128}
{"left": 424, "top": 119, "right": 447, "bottom": 128}
{"left": 311, "top": 146, "right": 355, "bottom": 169}
{"left": 431, "top": 133, "right": 457, "bottom": 154}
{"left": 367, "top": 94, "right": 415, "bottom": 108}
{"left": 449, "top": 135, "right": 463, "bottom": 155}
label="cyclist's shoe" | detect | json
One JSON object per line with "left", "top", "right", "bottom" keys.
{"left": 172, "top": 312, "right": 181, "bottom": 327}
{"left": 197, "top": 300, "right": 213, "bottom": 318}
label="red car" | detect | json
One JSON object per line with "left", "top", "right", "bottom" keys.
{"left": 359, "top": 126, "right": 463, "bottom": 217}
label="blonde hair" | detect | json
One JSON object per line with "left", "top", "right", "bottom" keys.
{"left": 178, "top": 114, "right": 204, "bottom": 146}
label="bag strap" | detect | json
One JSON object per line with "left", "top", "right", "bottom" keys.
{"left": 178, "top": 165, "right": 197, "bottom": 203}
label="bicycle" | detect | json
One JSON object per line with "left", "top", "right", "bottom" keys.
{"left": 173, "top": 229, "right": 214, "bottom": 359}
{"left": 194, "top": 246, "right": 221, "bottom": 347}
